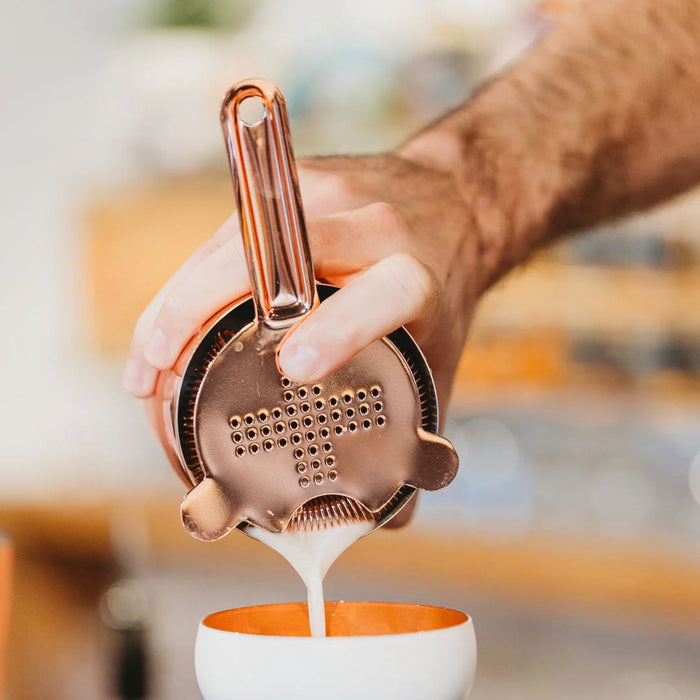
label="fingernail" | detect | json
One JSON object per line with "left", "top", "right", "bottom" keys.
{"left": 279, "top": 342, "right": 321, "bottom": 381}
{"left": 144, "top": 328, "right": 170, "bottom": 368}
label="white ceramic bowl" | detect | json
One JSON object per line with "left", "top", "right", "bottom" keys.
{"left": 195, "top": 601, "right": 476, "bottom": 700}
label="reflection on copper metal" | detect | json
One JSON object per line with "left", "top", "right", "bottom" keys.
{"left": 146, "top": 79, "right": 459, "bottom": 540}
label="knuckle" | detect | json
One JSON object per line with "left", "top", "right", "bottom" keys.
{"left": 310, "top": 172, "right": 354, "bottom": 204}
{"left": 367, "top": 201, "right": 407, "bottom": 236}
{"left": 308, "top": 215, "right": 351, "bottom": 259}
{"left": 191, "top": 236, "right": 222, "bottom": 266}
{"left": 133, "top": 309, "right": 152, "bottom": 339}
{"left": 308, "top": 218, "right": 332, "bottom": 250}
{"left": 159, "top": 290, "right": 184, "bottom": 327}
{"left": 387, "top": 253, "right": 437, "bottom": 314}
{"left": 213, "top": 215, "right": 238, "bottom": 242}
{"left": 220, "top": 236, "right": 244, "bottom": 268}
{"left": 327, "top": 174, "right": 353, "bottom": 199}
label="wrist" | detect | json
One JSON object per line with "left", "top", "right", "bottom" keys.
{"left": 399, "top": 84, "right": 555, "bottom": 291}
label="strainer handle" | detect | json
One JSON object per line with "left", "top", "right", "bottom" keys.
{"left": 221, "top": 79, "right": 316, "bottom": 328}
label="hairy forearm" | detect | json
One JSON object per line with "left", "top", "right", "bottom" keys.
{"left": 402, "top": 0, "right": 700, "bottom": 286}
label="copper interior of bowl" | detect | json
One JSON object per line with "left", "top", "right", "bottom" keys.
{"left": 203, "top": 601, "right": 468, "bottom": 638}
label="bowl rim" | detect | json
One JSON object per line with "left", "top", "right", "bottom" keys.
{"left": 200, "top": 600, "right": 471, "bottom": 640}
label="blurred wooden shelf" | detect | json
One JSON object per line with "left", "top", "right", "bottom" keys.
{"left": 477, "top": 260, "right": 700, "bottom": 337}
{"left": 84, "top": 172, "right": 700, "bottom": 394}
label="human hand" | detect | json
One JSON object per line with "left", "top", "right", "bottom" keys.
{"left": 124, "top": 149, "right": 504, "bottom": 416}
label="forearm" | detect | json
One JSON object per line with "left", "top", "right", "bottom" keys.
{"left": 401, "top": 0, "right": 700, "bottom": 287}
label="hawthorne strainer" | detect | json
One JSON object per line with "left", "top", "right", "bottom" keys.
{"left": 148, "top": 78, "right": 458, "bottom": 540}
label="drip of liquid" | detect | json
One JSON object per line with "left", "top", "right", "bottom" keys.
{"left": 248, "top": 520, "right": 373, "bottom": 637}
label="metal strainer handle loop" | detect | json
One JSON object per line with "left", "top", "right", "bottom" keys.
{"left": 221, "top": 79, "right": 316, "bottom": 329}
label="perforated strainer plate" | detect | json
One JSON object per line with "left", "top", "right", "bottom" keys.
{"left": 175, "top": 284, "right": 452, "bottom": 538}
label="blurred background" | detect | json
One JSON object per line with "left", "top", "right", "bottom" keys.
{"left": 1, "top": 0, "right": 699, "bottom": 698}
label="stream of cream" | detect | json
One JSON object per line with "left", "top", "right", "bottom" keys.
{"left": 248, "top": 520, "right": 374, "bottom": 637}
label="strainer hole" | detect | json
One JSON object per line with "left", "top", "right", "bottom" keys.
{"left": 312, "top": 385, "right": 322, "bottom": 396}
{"left": 293, "top": 447, "right": 304, "bottom": 459}
{"left": 249, "top": 443, "right": 259, "bottom": 455}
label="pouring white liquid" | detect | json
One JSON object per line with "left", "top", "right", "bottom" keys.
{"left": 248, "top": 520, "right": 374, "bottom": 637}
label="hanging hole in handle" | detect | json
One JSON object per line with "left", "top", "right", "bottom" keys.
{"left": 238, "top": 96, "right": 266, "bottom": 126}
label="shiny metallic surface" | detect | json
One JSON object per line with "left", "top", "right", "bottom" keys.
{"left": 221, "top": 79, "right": 315, "bottom": 328}
{"left": 147, "top": 78, "right": 459, "bottom": 540}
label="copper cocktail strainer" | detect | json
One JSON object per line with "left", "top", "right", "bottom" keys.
{"left": 148, "top": 79, "right": 459, "bottom": 540}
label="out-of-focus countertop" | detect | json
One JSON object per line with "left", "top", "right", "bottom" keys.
{"left": 3, "top": 498, "right": 700, "bottom": 626}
